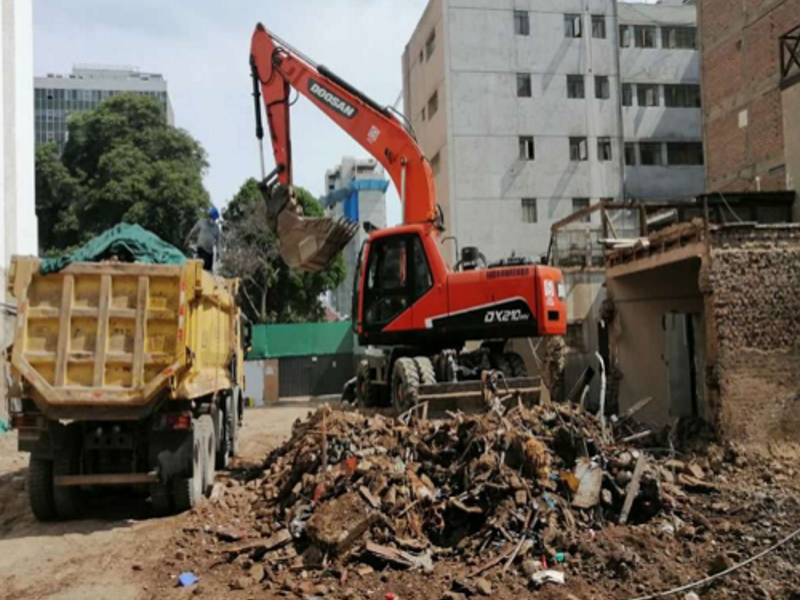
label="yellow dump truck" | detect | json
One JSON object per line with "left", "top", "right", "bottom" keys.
{"left": 6, "top": 257, "right": 245, "bottom": 520}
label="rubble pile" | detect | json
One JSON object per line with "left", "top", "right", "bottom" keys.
{"left": 172, "top": 403, "right": 771, "bottom": 596}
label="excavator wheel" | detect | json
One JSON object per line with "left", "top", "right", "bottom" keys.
{"left": 506, "top": 353, "right": 528, "bottom": 378}
{"left": 414, "top": 357, "right": 437, "bottom": 387}
{"left": 356, "top": 360, "right": 382, "bottom": 408}
{"left": 392, "top": 357, "right": 421, "bottom": 413}
{"left": 490, "top": 353, "right": 513, "bottom": 378}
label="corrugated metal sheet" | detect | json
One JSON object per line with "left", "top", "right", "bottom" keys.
{"left": 248, "top": 322, "right": 355, "bottom": 360}
{"left": 278, "top": 353, "right": 355, "bottom": 398}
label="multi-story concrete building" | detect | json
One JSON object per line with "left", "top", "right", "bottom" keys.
{"left": 2, "top": 0, "right": 38, "bottom": 424}
{"left": 34, "top": 65, "right": 174, "bottom": 152}
{"left": 322, "top": 157, "right": 389, "bottom": 317}
{"left": 403, "top": 0, "right": 704, "bottom": 263}
{"left": 698, "top": 0, "right": 800, "bottom": 200}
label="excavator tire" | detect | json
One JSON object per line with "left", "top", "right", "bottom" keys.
{"left": 506, "top": 353, "right": 528, "bottom": 378}
{"left": 392, "top": 357, "right": 421, "bottom": 413}
{"left": 357, "top": 360, "right": 382, "bottom": 407}
{"left": 491, "top": 353, "right": 513, "bottom": 378}
{"left": 414, "top": 357, "right": 437, "bottom": 387}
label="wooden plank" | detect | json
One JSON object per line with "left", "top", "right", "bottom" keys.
{"left": 619, "top": 455, "right": 646, "bottom": 525}
{"left": 54, "top": 472, "right": 158, "bottom": 487}
{"left": 93, "top": 275, "right": 112, "bottom": 388}
{"left": 55, "top": 275, "right": 74, "bottom": 387}
{"left": 132, "top": 277, "right": 149, "bottom": 387}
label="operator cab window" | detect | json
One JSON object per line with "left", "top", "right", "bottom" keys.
{"left": 363, "top": 235, "right": 432, "bottom": 330}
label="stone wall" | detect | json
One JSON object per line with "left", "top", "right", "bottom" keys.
{"left": 708, "top": 225, "right": 800, "bottom": 443}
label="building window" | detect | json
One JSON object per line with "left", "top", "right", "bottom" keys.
{"left": 569, "top": 137, "right": 588, "bottom": 161}
{"left": 598, "top": 138, "right": 613, "bottom": 161}
{"left": 567, "top": 75, "right": 585, "bottom": 99}
{"left": 519, "top": 136, "right": 535, "bottom": 160}
{"left": 625, "top": 143, "right": 637, "bottom": 166}
{"left": 667, "top": 142, "right": 704, "bottom": 166}
{"left": 517, "top": 73, "right": 532, "bottom": 98}
{"left": 592, "top": 16, "right": 607, "bottom": 39}
{"left": 421, "top": 107, "right": 426, "bottom": 122}
{"left": 595, "top": 76, "right": 610, "bottom": 100}
{"left": 514, "top": 10, "right": 530, "bottom": 36}
{"left": 428, "top": 90, "right": 439, "bottom": 118}
{"left": 522, "top": 198, "right": 538, "bottom": 223}
{"left": 426, "top": 30, "right": 436, "bottom": 61}
{"left": 664, "top": 84, "right": 702, "bottom": 108}
{"left": 640, "top": 142, "right": 663, "bottom": 166}
{"left": 431, "top": 151, "right": 441, "bottom": 175}
{"left": 572, "top": 198, "right": 591, "bottom": 222}
{"left": 637, "top": 84, "right": 660, "bottom": 107}
{"left": 635, "top": 26, "right": 657, "bottom": 49}
{"left": 622, "top": 84, "right": 634, "bottom": 106}
{"left": 620, "top": 25, "right": 633, "bottom": 48}
{"left": 565, "top": 14, "right": 583, "bottom": 38}
{"left": 662, "top": 26, "right": 697, "bottom": 50}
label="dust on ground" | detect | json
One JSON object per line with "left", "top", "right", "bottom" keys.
{"left": 0, "top": 403, "right": 312, "bottom": 600}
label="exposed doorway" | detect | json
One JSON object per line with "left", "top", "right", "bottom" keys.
{"left": 663, "top": 312, "right": 705, "bottom": 419}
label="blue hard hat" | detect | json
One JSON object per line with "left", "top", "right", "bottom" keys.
{"left": 208, "top": 206, "right": 220, "bottom": 220}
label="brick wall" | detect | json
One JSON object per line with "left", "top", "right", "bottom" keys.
{"left": 700, "top": 0, "right": 800, "bottom": 192}
{"left": 707, "top": 225, "right": 800, "bottom": 443}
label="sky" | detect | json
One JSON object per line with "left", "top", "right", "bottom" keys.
{"left": 33, "top": 0, "right": 430, "bottom": 226}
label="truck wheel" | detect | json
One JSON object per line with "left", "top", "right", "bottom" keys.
{"left": 28, "top": 456, "right": 57, "bottom": 521}
{"left": 53, "top": 454, "right": 82, "bottom": 520}
{"left": 356, "top": 360, "right": 381, "bottom": 407}
{"left": 392, "top": 357, "right": 420, "bottom": 413}
{"left": 215, "top": 403, "right": 230, "bottom": 470}
{"left": 150, "top": 481, "right": 173, "bottom": 516}
{"left": 506, "top": 352, "right": 528, "bottom": 378}
{"left": 229, "top": 394, "right": 240, "bottom": 458}
{"left": 198, "top": 414, "right": 216, "bottom": 496}
{"left": 172, "top": 428, "right": 204, "bottom": 512}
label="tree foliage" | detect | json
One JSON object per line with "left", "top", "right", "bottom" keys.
{"left": 35, "top": 94, "right": 210, "bottom": 252}
{"left": 221, "top": 179, "right": 346, "bottom": 324}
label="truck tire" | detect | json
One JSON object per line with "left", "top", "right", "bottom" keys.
{"left": 53, "top": 454, "right": 82, "bottom": 520}
{"left": 150, "top": 481, "right": 173, "bottom": 516}
{"left": 215, "top": 403, "right": 230, "bottom": 470}
{"left": 506, "top": 352, "right": 528, "bottom": 378}
{"left": 198, "top": 414, "right": 216, "bottom": 496}
{"left": 414, "top": 356, "right": 437, "bottom": 386}
{"left": 172, "top": 426, "right": 205, "bottom": 512}
{"left": 53, "top": 429, "right": 83, "bottom": 520}
{"left": 229, "top": 392, "right": 240, "bottom": 458}
{"left": 356, "top": 360, "right": 381, "bottom": 407}
{"left": 392, "top": 357, "right": 420, "bottom": 413}
{"left": 28, "top": 456, "right": 57, "bottom": 522}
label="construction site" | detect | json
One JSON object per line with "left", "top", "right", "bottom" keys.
{"left": 2, "top": 0, "right": 800, "bottom": 599}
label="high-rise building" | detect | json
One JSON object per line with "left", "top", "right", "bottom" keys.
{"left": 403, "top": 0, "right": 704, "bottom": 263}
{"left": 2, "top": 0, "right": 38, "bottom": 424}
{"left": 34, "top": 65, "right": 174, "bottom": 152}
{"left": 698, "top": 0, "right": 800, "bottom": 199}
{"left": 322, "top": 157, "right": 389, "bottom": 318}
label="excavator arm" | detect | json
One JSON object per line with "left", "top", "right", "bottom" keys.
{"left": 250, "top": 24, "right": 439, "bottom": 271}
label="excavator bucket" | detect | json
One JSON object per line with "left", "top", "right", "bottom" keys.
{"left": 276, "top": 209, "right": 359, "bottom": 272}
{"left": 263, "top": 183, "right": 359, "bottom": 272}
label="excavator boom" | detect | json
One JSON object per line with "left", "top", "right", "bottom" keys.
{"left": 250, "top": 24, "right": 438, "bottom": 271}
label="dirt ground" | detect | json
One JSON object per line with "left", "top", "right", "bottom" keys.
{"left": 0, "top": 402, "right": 315, "bottom": 600}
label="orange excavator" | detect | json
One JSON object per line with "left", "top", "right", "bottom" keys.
{"left": 250, "top": 24, "right": 567, "bottom": 410}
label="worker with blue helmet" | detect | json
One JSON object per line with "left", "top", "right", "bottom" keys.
{"left": 185, "top": 206, "right": 221, "bottom": 271}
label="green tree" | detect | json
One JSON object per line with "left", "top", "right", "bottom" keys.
{"left": 35, "top": 94, "right": 210, "bottom": 252}
{"left": 221, "top": 179, "right": 346, "bottom": 324}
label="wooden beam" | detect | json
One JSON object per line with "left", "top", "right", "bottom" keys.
{"left": 619, "top": 455, "right": 646, "bottom": 525}
{"left": 93, "top": 275, "right": 111, "bottom": 388}
{"left": 55, "top": 275, "right": 74, "bottom": 387}
{"left": 132, "top": 276, "right": 149, "bottom": 387}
